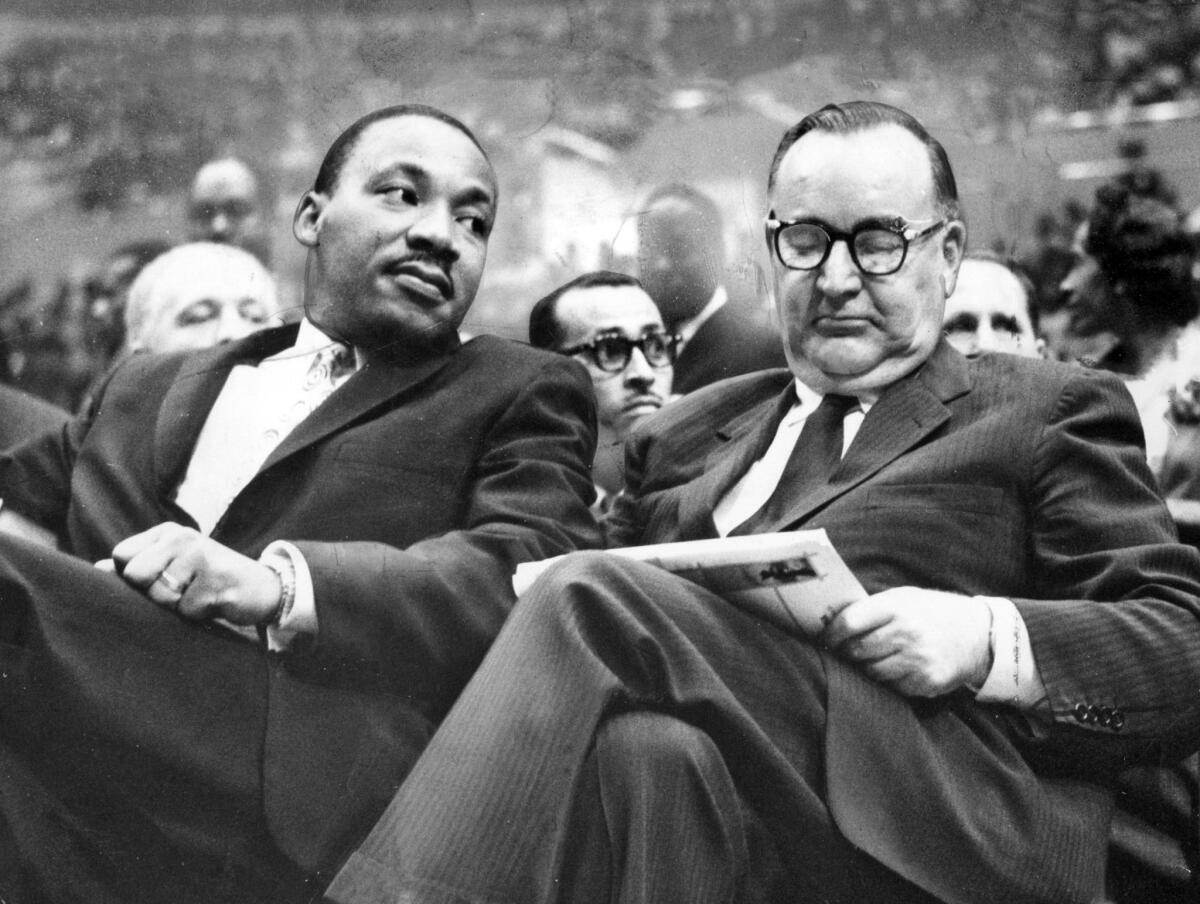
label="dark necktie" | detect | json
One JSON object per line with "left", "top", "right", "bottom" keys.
{"left": 730, "top": 393, "right": 858, "bottom": 536}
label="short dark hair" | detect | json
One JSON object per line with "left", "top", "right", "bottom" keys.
{"left": 1084, "top": 181, "right": 1198, "bottom": 327}
{"left": 962, "top": 250, "right": 1039, "bottom": 332}
{"left": 767, "top": 101, "right": 961, "bottom": 222}
{"left": 640, "top": 183, "right": 723, "bottom": 238}
{"left": 313, "top": 104, "right": 488, "bottom": 195}
{"left": 529, "top": 271, "right": 645, "bottom": 350}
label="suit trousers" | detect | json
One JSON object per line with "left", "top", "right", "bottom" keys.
{"left": 0, "top": 534, "right": 309, "bottom": 904}
{"left": 329, "top": 551, "right": 953, "bottom": 904}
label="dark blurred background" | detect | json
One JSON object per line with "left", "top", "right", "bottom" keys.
{"left": 4, "top": 0, "right": 1200, "bottom": 374}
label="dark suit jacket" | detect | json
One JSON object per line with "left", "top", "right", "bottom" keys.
{"left": 671, "top": 295, "right": 787, "bottom": 395}
{"left": 0, "top": 323, "right": 600, "bottom": 876}
{"left": 0, "top": 383, "right": 68, "bottom": 450}
{"left": 608, "top": 340, "right": 1200, "bottom": 902}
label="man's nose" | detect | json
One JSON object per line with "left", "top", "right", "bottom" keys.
{"left": 407, "top": 203, "right": 458, "bottom": 256}
{"left": 216, "top": 305, "right": 254, "bottom": 342}
{"left": 815, "top": 240, "right": 863, "bottom": 297}
{"left": 209, "top": 212, "right": 232, "bottom": 239}
{"left": 623, "top": 346, "right": 656, "bottom": 387}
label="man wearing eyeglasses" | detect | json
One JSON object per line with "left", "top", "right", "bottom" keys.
{"left": 528, "top": 271, "right": 677, "bottom": 512}
{"left": 329, "top": 102, "right": 1200, "bottom": 904}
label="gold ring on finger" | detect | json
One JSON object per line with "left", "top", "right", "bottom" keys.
{"left": 156, "top": 571, "right": 188, "bottom": 596}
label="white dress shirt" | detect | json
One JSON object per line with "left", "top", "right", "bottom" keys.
{"left": 174, "top": 319, "right": 359, "bottom": 647}
{"left": 713, "top": 379, "right": 1044, "bottom": 709}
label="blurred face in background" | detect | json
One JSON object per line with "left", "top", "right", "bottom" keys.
{"left": 188, "top": 158, "right": 270, "bottom": 262}
{"left": 636, "top": 197, "right": 721, "bottom": 327}
{"left": 124, "top": 243, "right": 280, "bottom": 354}
{"left": 555, "top": 284, "right": 675, "bottom": 440}
{"left": 943, "top": 258, "right": 1042, "bottom": 358}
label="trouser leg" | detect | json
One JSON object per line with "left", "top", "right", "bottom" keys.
{"left": 329, "top": 552, "right": 937, "bottom": 904}
{"left": 557, "top": 711, "right": 747, "bottom": 904}
{"left": 0, "top": 534, "right": 305, "bottom": 902}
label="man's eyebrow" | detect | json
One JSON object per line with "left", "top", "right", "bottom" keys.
{"left": 991, "top": 313, "right": 1022, "bottom": 331}
{"left": 943, "top": 312, "right": 978, "bottom": 331}
{"left": 778, "top": 215, "right": 907, "bottom": 232}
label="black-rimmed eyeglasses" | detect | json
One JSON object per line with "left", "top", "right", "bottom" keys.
{"left": 561, "top": 329, "right": 680, "bottom": 374}
{"left": 765, "top": 216, "right": 946, "bottom": 276}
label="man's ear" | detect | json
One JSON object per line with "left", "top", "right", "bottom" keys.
{"left": 939, "top": 219, "right": 967, "bottom": 298}
{"left": 293, "top": 190, "right": 326, "bottom": 248}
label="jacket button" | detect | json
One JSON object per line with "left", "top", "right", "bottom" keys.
{"left": 1110, "top": 710, "right": 1125, "bottom": 731}
{"left": 1074, "top": 703, "right": 1089, "bottom": 723}
{"left": 1099, "top": 707, "right": 1113, "bottom": 727}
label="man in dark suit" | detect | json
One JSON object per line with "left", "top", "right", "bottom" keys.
{"left": 328, "top": 102, "right": 1200, "bottom": 904}
{"left": 528, "top": 270, "right": 676, "bottom": 513}
{"left": 637, "top": 183, "right": 786, "bottom": 394}
{"left": 0, "top": 104, "right": 598, "bottom": 903}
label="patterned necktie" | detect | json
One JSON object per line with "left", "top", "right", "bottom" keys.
{"left": 269, "top": 342, "right": 356, "bottom": 439}
{"left": 730, "top": 393, "right": 858, "bottom": 536}
{"left": 303, "top": 342, "right": 356, "bottom": 392}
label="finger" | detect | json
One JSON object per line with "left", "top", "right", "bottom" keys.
{"left": 93, "top": 558, "right": 116, "bottom": 572}
{"left": 822, "top": 597, "right": 895, "bottom": 649}
{"left": 144, "top": 563, "right": 201, "bottom": 612}
{"left": 111, "top": 523, "right": 194, "bottom": 575}
{"left": 119, "top": 542, "right": 180, "bottom": 590}
{"left": 838, "top": 628, "right": 900, "bottom": 665}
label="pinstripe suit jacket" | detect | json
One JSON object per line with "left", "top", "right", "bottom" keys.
{"left": 606, "top": 339, "right": 1200, "bottom": 902}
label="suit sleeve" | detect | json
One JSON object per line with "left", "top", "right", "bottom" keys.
{"left": 602, "top": 430, "right": 649, "bottom": 548}
{"left": 0, "top": 398, "right": 94, "bottom": 537}
{"left": 291, "top": 356, "right": 602, "bottom": 709}
{"left": 1011, "top": 368, "right": 1200, "bottom": 762}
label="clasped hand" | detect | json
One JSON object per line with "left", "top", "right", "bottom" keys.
{"left": 821, "top": 587, "right": 992, "bottom": 698}
{"left": 95, "top": 523, "right": 281, "bottom": 625}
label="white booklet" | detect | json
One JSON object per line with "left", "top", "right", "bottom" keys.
{"left": 512, "top": 530, "right": 865, "bottom": 637}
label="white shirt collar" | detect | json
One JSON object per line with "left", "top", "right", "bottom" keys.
{"left": 269, "top": 318, "right": 364, "bottom": 371}
{"left": 676, "top": 285, "right": 728, "bottom": 345}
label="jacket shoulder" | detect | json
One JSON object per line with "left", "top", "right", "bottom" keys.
{"left": 638, "top": 368, "right": 792, "bottom": 439}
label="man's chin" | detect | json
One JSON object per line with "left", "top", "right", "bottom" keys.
{"left": 359, "top": 313, "right": 464, "bottom": 362}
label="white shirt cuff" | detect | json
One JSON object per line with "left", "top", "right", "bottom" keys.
{"left": 260, "top": 540, "right": 318, "bottom": 651}
{"left": 974, "top": 596, "right": 1046, "bottom": 709}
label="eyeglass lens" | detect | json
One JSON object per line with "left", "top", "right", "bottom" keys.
{"left": 778, "top": 224, "right": 907, "bottom": 275}
{"left": 593, "top": 333, "right": 674, "bottom": 372}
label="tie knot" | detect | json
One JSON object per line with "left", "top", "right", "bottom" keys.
{"left": 817, "top": 394, "right": 858, "bottom": 417}
{"left": 305, "top": 343, "right": 356, "bottom": 388}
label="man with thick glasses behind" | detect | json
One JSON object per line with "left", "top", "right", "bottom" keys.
{"left": 529, "top": 271, "right": 676, "bottom": 514}
{"left": 330, "top": 102, "right": 1200, "bottom": 904}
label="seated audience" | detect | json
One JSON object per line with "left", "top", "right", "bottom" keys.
{"left": 122, "top": 241, "right": 281, "bottom": 355}
{"left": 83, "top": 239, "right": 172, "bottom": 373}
{"left": 941, "top": 252, "right": 1044, "bottom": 359}
{"left": 187, "top": 156, "right": 272, "bottom": 264}
{"left": 328, "top": 101, "right": 1200, "bottom": 904}
{"left": 1060, "top": 183, "right": 1200, "bottom": 478}
{"left": 0, "top": 104, "right": 598, "bottom": 903}
{"left": 0, "top": 384, "right": 67, "bottom": 450}
{"left": 528, "top": 271, "right": 676, "bottom": 511}
{"left": 637, "top": 182, "right": 786, "bottom": 393}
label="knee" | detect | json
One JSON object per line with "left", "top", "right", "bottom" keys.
{"left": 596, "top": 711, "right": 726, "bottom": 788}
{"left": 535, "top": 550, "right": 635, "bottom": 592}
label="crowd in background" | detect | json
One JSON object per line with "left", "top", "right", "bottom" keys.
{"left": 4, "top": 131, "right": 1200, "bottom": 518}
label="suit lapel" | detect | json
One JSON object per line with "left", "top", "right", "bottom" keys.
{"left": 256, "top": 350, "right": 454, "bottom": 475}
{"left": 766, "top": 340, "right": 972, "bottom": 531}
{"left": 675, "top": 374, "right": 794, "bottom": 538}
{"left": 154, "top": 325, "right": 298, "bottom": 497}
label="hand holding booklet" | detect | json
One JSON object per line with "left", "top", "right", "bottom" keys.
{"left": 512, "top": 529, "right": 866, "bottom": 637}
